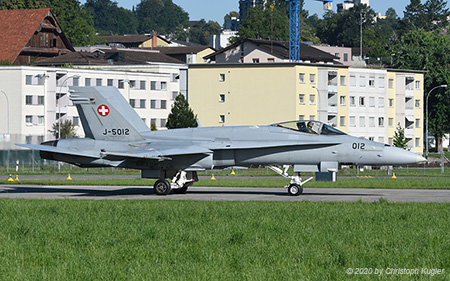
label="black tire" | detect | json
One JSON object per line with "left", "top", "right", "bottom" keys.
{"left": 154, "top": 179, "right": 171, "bottom": 195}
{"left": 288, "top": 184, "right": 303, "bottom": 196}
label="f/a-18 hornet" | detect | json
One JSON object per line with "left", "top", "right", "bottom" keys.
{"left": 18, "top": 86, "right": 426, "bottom": 196}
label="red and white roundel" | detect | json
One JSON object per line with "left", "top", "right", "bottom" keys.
{"left": 97, "top": 104, "right": 110, "bottom": 117}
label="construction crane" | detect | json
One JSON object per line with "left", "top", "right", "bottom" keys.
{"left": 285, "top": 0, "right": 333, "bottom": 62}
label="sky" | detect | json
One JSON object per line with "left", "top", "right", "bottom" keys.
{"left": 81, "top": 0, "right": 450, "bottom": 24}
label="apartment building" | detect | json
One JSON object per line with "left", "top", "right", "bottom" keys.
{"left": 188, "top": 63, "right": 424, "bottom": 154}
{"left": 0, "top": 64, "right": 187, "bottom": 150}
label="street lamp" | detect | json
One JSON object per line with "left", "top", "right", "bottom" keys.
{"left": 426, "top": 84, "right": 448, "bottom": 159}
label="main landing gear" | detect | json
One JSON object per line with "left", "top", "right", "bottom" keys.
{"left": 153, "top": 171, "right": 196, "bottom": 195}
{"left": 268, "top": 165, "right": 313, "bottom": 196}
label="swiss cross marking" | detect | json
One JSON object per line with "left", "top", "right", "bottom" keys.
{"left": 97, "top": 105, "right": 110, "bottom": 117}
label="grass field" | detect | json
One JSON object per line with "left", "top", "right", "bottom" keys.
{"left": 0, "top": 199, "right": 448, "bottom": 280}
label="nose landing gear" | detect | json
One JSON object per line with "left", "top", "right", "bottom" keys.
{"left": 268, "top": 165, "right": 313, "bottom": 196}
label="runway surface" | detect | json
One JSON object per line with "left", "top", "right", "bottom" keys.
{"left": 1, "top": 185, "right": 450, "bottom": 202}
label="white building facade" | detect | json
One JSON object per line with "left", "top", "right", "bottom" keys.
{"left": 0, "top": 64, "right": 187, "bottom": 151}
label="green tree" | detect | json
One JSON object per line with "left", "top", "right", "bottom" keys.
{"left": 166, "top": 94, "right": 198, "bottom": 129}
{"left": 136, "top": 0, "right": 189, "bottom": 35}
{"left": 393, "top": 123, "right": 409, "bottom": 150}
{"left": 50, "top": 120, "right": 77, "bottom": 139}
{"left": 180, "top": 19, "right": 221, "bottom": 45}
{"left": 85, "top": 0, "right": 138, "bottom": 35}
{"left": 401, "top": 0, "right": 450, "bottom": 32}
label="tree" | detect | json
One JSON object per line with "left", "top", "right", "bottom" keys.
{"left": 136, "top": 0, "right": 189, "bottom": 35}
{"left": 85, "top": 0, "right": 138, "bottom": 35}
{"left": 178, "top": 19, "right": 221, "bottom": 45}
{"left": 401, "top": 0, "right": 450, "bottom": 32}
{"left": 50, "top": 120, "right": 77, "bottom": 139}
{"left": 166, "top": 94, "right": 198, "bottom": 129}
{"left": 393, "top": 123, "right": 409, "bottom": 150}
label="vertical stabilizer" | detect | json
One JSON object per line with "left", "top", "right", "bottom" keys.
{"left": 70, "top": 86, "right": 148, "bottom": 141}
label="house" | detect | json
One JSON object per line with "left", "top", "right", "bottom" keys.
{"left": 149, "top": 46, "right": 216, "bottom": 64}
{"left": 204, "top": 38, "right": 339, "bottom": 64}
{"left": 99, "top": 33, "right": 171, "bottom": 48}
{"left": 0, "top": 8, "right": 74, "bottom": 64}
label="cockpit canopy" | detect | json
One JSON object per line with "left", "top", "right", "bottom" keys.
{"left": 271, "top": 120, "right": 346, "bottom": 135}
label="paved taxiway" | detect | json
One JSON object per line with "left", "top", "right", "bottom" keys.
{"left": 1, "top": 185, "right": 450, "bottom": 202}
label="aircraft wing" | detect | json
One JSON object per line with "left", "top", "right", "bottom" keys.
{"left": 101, "top": 145, "right": 213, "bottom": 161}
{"left": 16, "top": 144, "right": 99, "bottom": 158}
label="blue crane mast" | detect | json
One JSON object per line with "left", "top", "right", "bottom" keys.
{"left": 285, "top": 0, "right": 333, "bottom": 62}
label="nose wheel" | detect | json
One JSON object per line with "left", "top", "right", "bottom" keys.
{"left": 288, "top": 184, "right": 303, "bottom": 196}
{"left": 268, "top": 165, "right": 312, "bottom": 196}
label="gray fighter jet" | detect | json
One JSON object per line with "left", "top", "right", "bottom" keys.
{"left": 17, "top": 86, "right": 426, "bottom": 196}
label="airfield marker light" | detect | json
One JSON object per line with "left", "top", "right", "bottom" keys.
{"left": 14, "top": 175, "right": 19, "bottom": 181}
{"left": 230, "top": 169, "right": 236, "bottom": 175}
{"left": 66, "top": 174, "right": 72, "bottom": 181}
{"left": 391, "top": 173, "right": 397, "bottom": 179}
{"left": 7, "top": 174, "right": 14, "bottom": 182}
{"left": 210, "top": 174, "right": 216, "bottom": 180}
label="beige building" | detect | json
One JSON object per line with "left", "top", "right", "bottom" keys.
{"left": 188, "top": 63, "right": 424, "bottom": 154}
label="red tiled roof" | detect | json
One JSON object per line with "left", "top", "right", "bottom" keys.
{"left": 0, "top": 8, "right": 53, "bottom": 63}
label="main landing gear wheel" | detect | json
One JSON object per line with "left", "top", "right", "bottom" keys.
{"left": 154, "top": 179, "right": 171, "bottom": 195}
{"left": 288, "top": 184, "right": 303, "bottom": 196}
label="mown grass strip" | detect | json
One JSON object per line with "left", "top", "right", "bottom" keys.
{"left": 0, "top": 199, "right": 448, "bottom": 280}
{"left": 2, "top": 177, "right": 450, "bottom": 189}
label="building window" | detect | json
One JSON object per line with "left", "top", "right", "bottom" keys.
{"left": 140, "top": 81, "right": 146, "bottom": 90}
{"left": 335, "top": 52, "right": 340, "bottom": 59}
{"left": 161, "top": 100, "right": 167, "bottom": 109}
{"left": 344, "top": 53, "right": 348, "bottom": 61}
{"left": 219, "top": 74, "right": 225, "bottom": 82}
{"left": 26, "top": 75, "right": 33, "bottom": 85}
{"left": 369, "top": 77, "right": 375, "bottom": 87}
{"left": 350, "top": 96, "right": 356, "bottom": 106}
{"left": 267, "top": 58, "right": 275, "bottom": 62}
{"left": 309, "top": 94, "right": 315, "bottom": 105}
{"left": 160, "top": 119, "right": 167, "bottom": 127}
{"left": 171, "top": 91, "right": 178, "bottom": 100}
{"left": 359, "top": 76, "right": 366, "bottom": 87}
{"left": 415, "top": 118, "right": 420, "bottom": 128}
{"left": 415, "top": 99, "right": 420, "bottom": 108}
{"left": 129, "top": 99, "right": 136, "bottom": 108}
{"left": 415, "top": 138, "right": 421, "bottom": 147}
{"left": 96, "top": 78, "right": 102, "bottom": 86}
{"left": 219, "top": 115, "right": 225, "bottom": 123}
{"left": 415, "top": 80, "right": 421, "bottom": 89}
{"left": 129, "top": 80, "right": 136, "bottom": 88}
{"left": 369, "top": 117, "right": 375, "bottom": 127}
{"left": 359, "top": 116, "right": 365, "bottom": 127}
{"left": 118, "top": 80, "right": 125, "bottom": 89}
{"left": 38, "top": 116, "right": 44, "bottom": 125}
{"left": 340, "top": 116, "right": 346, "bottom": 126}
{"left": 388, "top": 118, "right": 394, "bottom": 127}
{"left": 340, "top": 96, "right": 345, "bottom": 106}
{"left": 388, "top": 79, "right": 394, "bottom": 89}
{"left": 220, "top": 94, "right": 225, "bottom": 102}
{"left": 73, "top": 77, "right": 79, "bottom": 86}
{"left": 150, "top": 100, "right": 156, "bottom": 109}
{"left": 73, "top": 116, "right": 79, "bottom": 126}
{"left": 310, "top": 74, "right": 315, "bottom": 84}
{"left": 369, "top": 97, "right": 375, "bottom": 107}
{"left": 150, "top": 81, "right": 157, "bottom": 90}
{"left": 151, "top": 119, "right": 157, "bottom": 128}
{"left": 299, "top": 94, "right": 305, "bottom": 104}
{"left": 26, "top": 95, "right": 33, "bottom": 105}
{"left": 388, "top": 137, "right": 393, "bottom": 145}
{"left": 299, "top": 73, "right": 305, "bottom": 83}
{"left": 26, "top": 136, "right": 32, "bottom": 144}
{"left": 378, "top": 137, "right": 384, "bottom": 144}
{"left": 379, "top": 77, "right": 385, "bottom": 88}
{"left": 378, "top": 117, "right": 384, "bottom": 127}
{"left": 350, "top": 116, "right": 356, "bottom": 127}
{"left": 299, "top": 115, "right": 304, "bottom": 120}
{"left": 161, "top": 82, "right": 167, "bottom": 90}
{"left": 378, "top": 97, "right": 385, "bottom": 108}
{"left": 388, "top": 98, "right": 394, "bottom": 107}
{"left": 350, "top": 75, "right": 356, "bottom": 87}
{"left": 359, "top": 96, "right": 365, "bottom": 106}
{"left": 252, "top": 58, "right": 260, "bottom": 63}
{"left": 107, "top": 79, "right": 113, "bottom": 86}
{"left": 26, "top": 115, "right": 33, "bottom": 124}
{"left": 140, "top": 99, "right": 146, "bottom": 108}
{"left": 309, "top": 115, "right": 315, "bottom": 120}
{"left": 85, "top": 78, "right": 91, "bottom": 87}
{"left": 340, "top": 75, "right": 346, "bottom": 86}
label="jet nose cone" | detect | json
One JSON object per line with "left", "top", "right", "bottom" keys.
{"left": 416, "top": 155, "right": 427, "bottom": 164}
